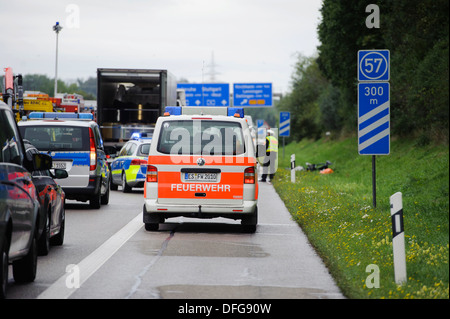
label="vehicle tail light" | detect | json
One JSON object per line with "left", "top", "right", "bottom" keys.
{"left": 89, "top": 128, "right": 97, "bottom": 171}
{"left": 131, "top": 158, "right": 148, "bottom": 166}
{"left": 146, "top": 165, "right": 157, "bottom": 182}
{"left": 244, "top": 166, "right": 255, "bottom": 184}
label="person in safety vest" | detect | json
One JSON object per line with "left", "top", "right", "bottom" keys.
{"left": 260, "top": 129, "right": 278, "bottom": 182}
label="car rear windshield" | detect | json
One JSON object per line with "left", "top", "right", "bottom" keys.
{"left": 157, "top": 120, "right": 245, "bottom": 155}
{"left": 19, "top": 125, "right": 89, "bottom": 151}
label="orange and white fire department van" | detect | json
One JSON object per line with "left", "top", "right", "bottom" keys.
{"left": 143, "top": 106, "right": 259, "bottom": 232}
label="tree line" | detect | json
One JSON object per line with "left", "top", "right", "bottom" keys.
{"left": 278, "top": 0, "right": 448, "bottom": 145}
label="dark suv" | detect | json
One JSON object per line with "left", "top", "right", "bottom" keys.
{"left": 0, "top": 101, "right": 53, "bottom": 298}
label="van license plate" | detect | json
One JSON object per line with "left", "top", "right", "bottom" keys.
{"left": 185, "top": 173, "right": 217, "bottom": 181}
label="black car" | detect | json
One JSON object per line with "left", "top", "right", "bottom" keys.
{"left": 23, "top": 140, "right": 68, "bottom": 255}
{"left": 0, "top": 101, "right": 53, "bottom": 298}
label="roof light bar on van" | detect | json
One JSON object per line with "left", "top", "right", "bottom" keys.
{"left": 163, "top": 106, "right": 244, "bottom": 118}
{"left": 27, "top": 112, "right": 94, "bottom": 120}
{"left": 164, "top": 106, "right": 182, "bottom": 116}
{"left": 227, "top": 107, "right": 244, "bottom": 118}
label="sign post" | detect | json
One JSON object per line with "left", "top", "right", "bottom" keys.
{"left": 290, "top": 154, "right": 295, "bottom": 183}
{"left": 358, "top": 49, "right": 390, "bottom": 208}
{"left": 390, "top": 192, "right": 407, "bottom": 285}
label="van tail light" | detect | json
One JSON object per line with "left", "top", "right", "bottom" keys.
{"left": 146, "top": 165, "right": 158, "bottom": 182}
{"left": 89, "top": 128, "right": 97, "bottom": 171}
{"left": 244, "top": 166, "right": 255, "bottom": 184}
{"left": 131, "top": 158, "right": 148, "bottom": 166}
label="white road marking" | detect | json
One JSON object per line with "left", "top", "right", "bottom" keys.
{"left": 37, "top": 213, "right": 143, "bottom": 299}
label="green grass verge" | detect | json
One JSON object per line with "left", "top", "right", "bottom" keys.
{"left": 272, "top": 136, "right": 449, "bottom": 299}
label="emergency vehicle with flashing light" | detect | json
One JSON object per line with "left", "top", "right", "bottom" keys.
{"left": 18, "top": 112, "right": 111, "bottom": 209}
{"left": 143, "top": 106, "right": 259, "bottom": 232}
{"left": 110, "top": 132, "right": 151, "bottom": 192}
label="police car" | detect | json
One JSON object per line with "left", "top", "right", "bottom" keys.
{"left": 143, "top": 106, "right": 259, "bottom": 232}
{"left": 18, "top": 112, "right": 111, "bottom": 209}
{"left": 110, "top": 132, "right": 151, "bottom": 192}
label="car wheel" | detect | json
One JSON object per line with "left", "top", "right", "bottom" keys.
{"left": 89, "top": 191, "right": 101, "bottom": 209}
{"left": 0, "top": 235, "right": 9, "bottom": 299}
{"left": 50, "top": 203, "right": 65, "bottom": 246}
{"left": 242, "top": 224, "right": 257, "bottom": 233}
{"left": 122, "top": 173, "right": 131, "bottom": 193}
{"left": 145, "top": 223, "right": 159, "bottom": 231}
{"left": 110, "top": 177, "right": 118, "bottom": 191}
{"left": 241, "top": 207, "right": 258, "bottom": 233}
{"left": 143, "top": 205, "right": 160, "bottom": 231}
{"left": 101, "top": 178, "right": 110, "bottom": 205}
{"left": 38, "top": 210, "right": 50, "bottom": 256}
{"left": 12, "top": 233, "right": 37, "bottom": 283}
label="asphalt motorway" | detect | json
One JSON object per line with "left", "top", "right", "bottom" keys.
{"left": 6, "top": 182, "right": 344, "bottom": 300}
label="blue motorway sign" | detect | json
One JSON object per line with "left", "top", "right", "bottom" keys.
{"left": 358, "top": 50, "right": 390, "bottom": 82}
{"left": 358, "top": 82, "right": 390, "bottom": 155}
{"left": 233, "top": 83, "right": 272, "bottom": 107}
{"left": 177, "top": 83, "right": 229, "bottom": 106}
{"left": 279, "top": 112, "right": 290, "bottom": 137}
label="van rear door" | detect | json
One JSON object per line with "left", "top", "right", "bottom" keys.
{"left": 19, "top": 124, "right": 90, "bottom": 187}
{"left": 155, "top": 156, "right": 251, "bottom": 205}
{"left": 154, "top": 119, "right": 248, "bottom": 205}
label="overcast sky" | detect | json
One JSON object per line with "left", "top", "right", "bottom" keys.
{"left": 0, "top": 0, "right": 323, "bottom": 94}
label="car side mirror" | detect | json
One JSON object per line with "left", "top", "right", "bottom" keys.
{"left": 32, "top": 153, "right": 53, "bottom": 171}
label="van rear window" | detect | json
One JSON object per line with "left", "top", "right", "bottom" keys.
{"left": 19, "top": 126, "right": 89, "bottom": 151}
{"left": 157, "top": 120, "right": 245, "bottom": 155}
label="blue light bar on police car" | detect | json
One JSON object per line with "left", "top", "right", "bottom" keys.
{"left": 130, "top": 132, "right": 152, "bottom": 140}
{"left": 130, "top": 132, "right": 141, "bottom": 140}
{"left": 163, "top": 106, "right": 244, "bottom": 118}
{"left": 28, "top": 112, "right": 94, "bottom": 120}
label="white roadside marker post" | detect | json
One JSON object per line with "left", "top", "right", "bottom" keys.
{"left": 290, "top": 154, "right": 295, "bottom": 183}
{"left": 390, "top": 192, "right": 407, "bottom": 285}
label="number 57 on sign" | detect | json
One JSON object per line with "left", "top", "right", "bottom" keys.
{"left": 358, "top": 50, "right": 390, "bottom": 82}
